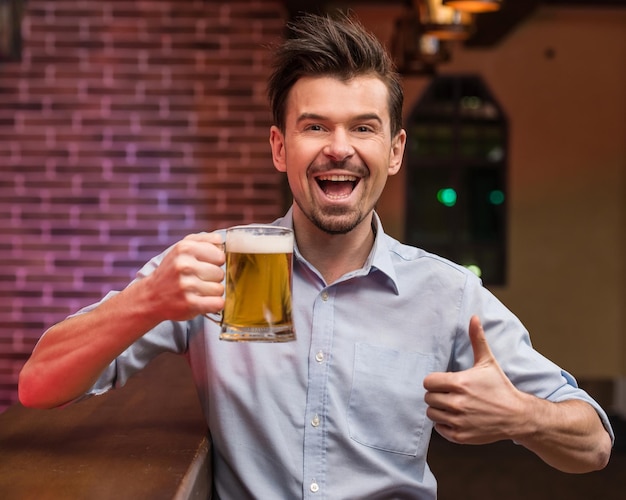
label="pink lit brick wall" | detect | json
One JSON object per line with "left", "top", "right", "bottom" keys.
{"left": 0, "top": 0, "right": 287, "bottom": 411}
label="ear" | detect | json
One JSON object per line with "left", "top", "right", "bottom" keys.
{"left": 388, "top": 129, "right": 407, "bottom": 176}
{"left": 269, "top": 125, "right": 287, "bottom": 173}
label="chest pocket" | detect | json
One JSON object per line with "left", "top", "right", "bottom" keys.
{"left": 347, "top": 343, "right": 434, "bottom": 457}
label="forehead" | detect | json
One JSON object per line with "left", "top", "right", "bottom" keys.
{"left": 285, "top": 75, "right": 391, "bottom": 122}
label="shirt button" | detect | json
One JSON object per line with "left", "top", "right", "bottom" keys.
{"left": 315, "top": 351, "right": 324, "bottom": 363}
{"left": 320, "top": 291, "right": 329, "bottom": 301}
{"left": 311, "top": 414, "right": 320, "bottom": 427}
{"left": 310, "top": 482, "right": 319, "bottom": 493}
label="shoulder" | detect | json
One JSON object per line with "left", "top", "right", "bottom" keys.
{"left": 384, "top": 233, "right": 475, "bottom": 279}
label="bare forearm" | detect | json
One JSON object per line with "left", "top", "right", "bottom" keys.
{"left": 19, "top": 232, "right": 225, "bottom": 409}
{"left": 515, "top": 396, "right": 612, "bottom": 473}
{"left": 18, "top": 280, "right": 163, "bottom": 409}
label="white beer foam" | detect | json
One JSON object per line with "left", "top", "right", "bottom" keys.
{"left": 227, "top": 229, "right": 293, "bottom": 254}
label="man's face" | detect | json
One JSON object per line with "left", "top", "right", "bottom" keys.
{"left": 270, "top": 75, "right": 406, "bottom": 235}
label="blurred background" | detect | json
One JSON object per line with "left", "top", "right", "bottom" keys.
{"left": 0, "top": 1, "right": 624, "bottom": 493}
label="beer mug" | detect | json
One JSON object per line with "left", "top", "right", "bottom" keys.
{"left": 207, "top": 224, "right": 296, "bottom": 342}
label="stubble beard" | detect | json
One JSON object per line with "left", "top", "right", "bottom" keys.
{"left": 298, "top": 201, "right": 366, "bottom": 235}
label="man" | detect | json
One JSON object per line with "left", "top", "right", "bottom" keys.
{"left": 19, "top": 12, "right": 612, "bottom": 499}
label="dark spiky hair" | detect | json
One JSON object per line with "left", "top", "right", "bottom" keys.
{"left": 267, "top": 12, "right": 404, "bottom": 137}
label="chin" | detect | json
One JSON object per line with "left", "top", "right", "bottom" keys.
{"left": 296, "top": 200, "right": 369, "bottom": 235}
{"left": 312, "top": 213, "right": 363, "bottom": 235}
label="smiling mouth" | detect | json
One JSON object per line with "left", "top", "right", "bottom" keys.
{"left": 316, "top": 174, "right": 359, "bottom": 200}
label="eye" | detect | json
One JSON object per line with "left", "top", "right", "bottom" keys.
{"left": 305, "top": 124, "right": 324, "bottom": 132}
{"left": 354, "top": 125, "right": 376, "bottom": 134}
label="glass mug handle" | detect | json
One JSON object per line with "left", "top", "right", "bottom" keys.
{"left": 204, "top": 310, "right": 223, "bottom": 324}
{"left": 204, "top": 239, "right": 225, "bottom": 325}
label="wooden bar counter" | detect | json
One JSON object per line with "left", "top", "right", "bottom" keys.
{"left": 0, "top": 353, "right": 211, "bottom": 499}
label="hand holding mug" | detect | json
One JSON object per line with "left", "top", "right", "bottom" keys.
{"left": 145, "top": 232, "right": 226, "bottom": 322}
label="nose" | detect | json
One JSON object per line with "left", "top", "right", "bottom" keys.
{"left": 323, "top": 128, "right": 355, "bottom": 162}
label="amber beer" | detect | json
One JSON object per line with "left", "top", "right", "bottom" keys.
{"left": 220, "top": 225, "right": 295, "bottom": 342}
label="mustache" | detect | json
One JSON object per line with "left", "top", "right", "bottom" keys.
{"left": 308, "top": 160, "right": 368, "bottom": 177}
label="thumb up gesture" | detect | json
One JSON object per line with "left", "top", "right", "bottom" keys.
{"left": 423, "top": 316, "right": 526, "bottom": 445}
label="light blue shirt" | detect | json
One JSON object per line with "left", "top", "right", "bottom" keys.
{"left": 80, "top": 208, "right": 613, "bottom": 499}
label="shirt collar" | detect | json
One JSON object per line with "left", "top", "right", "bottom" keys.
{"left": 367, "top": 213, "right": 400, "bottom": 295}
{"left": 275, "top": 208, "right": 400, "bottom": 295}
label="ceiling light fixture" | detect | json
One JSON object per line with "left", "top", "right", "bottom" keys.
{"left": 391, "top": 7, "right": 451, "bottom": 75}
{"left": 442, "top": 0, "right": 502, "bottom": 13}
{"left": 419, "top": 0, "right": 475, "bottom": 42}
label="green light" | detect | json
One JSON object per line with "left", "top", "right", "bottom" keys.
{"left": 465, "top": 264, "right": 482, "bottom": 278}
{"left": 489, "top": 190, "right": 505, "bottom": 205}
{"left": 437, "top": 188, "right": 457, "bottom": 207}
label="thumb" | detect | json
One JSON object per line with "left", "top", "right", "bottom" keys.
{"left": 469, "top": 315, "right": 493, "bottom": 366}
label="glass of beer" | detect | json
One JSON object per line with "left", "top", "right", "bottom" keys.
{"left": 211, "top": 224, "right": 296, "bottom": 342}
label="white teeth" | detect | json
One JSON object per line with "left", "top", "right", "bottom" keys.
{"left": 317, "top": 175, "right": 357, "bottom": 182}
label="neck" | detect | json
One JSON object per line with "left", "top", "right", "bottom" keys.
{"left": 293, "top": 209, "right": 376, "bottom": 284}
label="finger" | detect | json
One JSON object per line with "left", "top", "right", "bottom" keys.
{"left": 426, "top": 405, "right": 451, "bottom": 424}
{"left": 185, "top": 231, "right": 224, "bottom": 245}
{"left": 426, "top": 406, "right": 462, "bottom": 443}
{"left": 423, "top": 371, "right": 458, "bottom": 393}
{"left": 206, "top": 231, "right": 225, "bottom": 251}
{"left": 201, "top": 232, "right": 226, "bottom": 261}
{"left": 194, "top": 278, "right": 225, "bottom": 300}
{"left": 178, "top": 233, "right": 225, "bottom": 265}
{"left": 194, "top": 261, "right": 225, "bottom": 284}
{"left": 424, "top": 390, "right": 458, "bottom": 412}
{"left": 433, "top": 423, "right": 464, "bottom": 444}
{"left": 192, "top": 293, "right": 226, "bottom": 317}
{"left": 469, "top": 315, "right": 494, "bottom": 366}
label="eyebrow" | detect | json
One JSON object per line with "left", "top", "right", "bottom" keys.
{"left": 296, "top": 112, "right": 383, "bottom": 126}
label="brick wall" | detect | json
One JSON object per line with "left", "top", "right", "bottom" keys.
{"left": 0, "top": 0, "right": 288, "bottom": 411}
